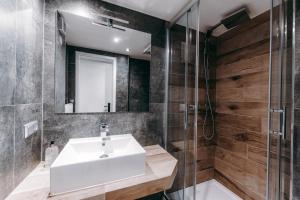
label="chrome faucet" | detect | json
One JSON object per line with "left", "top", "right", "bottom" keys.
{"left": 99, "top": 123, "right": 113, "bottom": 156}
{"left": 99, "top": 123, "right": 109, "bottom": 138}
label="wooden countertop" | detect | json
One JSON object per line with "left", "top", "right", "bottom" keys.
{"left": 6, "top": 145, "right": 177, "bottom": 200}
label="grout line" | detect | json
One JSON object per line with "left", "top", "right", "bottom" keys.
{"left": 12, "top": 0, "right": 17, "bottom": 189}
{"left": 0, "top": 105, "right": 16, "bottom": 109}
{"left": 13, "top": 107, "right": 16, "bottom": 188}
{"left": 0, "top": 102, "right": 42, "bottom": 107}
{"left": 13, "top": 104, "right": 16, "bottom": 188}
{"left": 41, "top": 0, "right": 46, "bottom": 162}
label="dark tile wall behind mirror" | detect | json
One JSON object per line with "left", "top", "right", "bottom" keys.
{"left": 128, "top": 58, "right": 150, "bottom": 112}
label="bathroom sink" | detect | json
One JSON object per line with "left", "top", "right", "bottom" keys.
{"left": 50, "top": 134, "right": 146, "bottom": 195}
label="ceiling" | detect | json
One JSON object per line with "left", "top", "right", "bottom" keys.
{"left": 103, "top": 0, "right": 270, "bottom": 36}
{"left": 61, "top": 11, "right": 151, "bottom": 60}
{"left": 102, "top": 0, "right": 193, "bottom": 21}
{"left": 61, "top": 0, "right": 270, "bottom": 57}
{"left": 177, "top": 0, "right": 270, "bottom": 35}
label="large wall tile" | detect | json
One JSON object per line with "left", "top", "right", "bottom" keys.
{"left": 150, "top": 46, "right": 166, "bottom": 104}
{"left": 0, "top": 0, "right": 44, "bottom": 197}
{"left": 116, "top": 56, "right": 129, "bottom": 111}
{"left": 0, "top": 0, "right": 16, "bottom": 106}
{"left": 0, "top": 106, "right": 14, "bottom": 199}
{"left": 104, "top": 113, "right": 161, "bottom": 145}
{"left": 14, "top": 104, "right": 42, "bottom": 186}
{"left": 294, "top": 124, "right": 300, "bottom": 199}
{"left": 43, "top": 39, "right": 56, "bottom": 107}
{"left": 294, "top": 5, "right": 300, "bottom": 199}
{"left": 15, "top": 0, "right": 43, "bottom": 104}
{"left": 54, "top": 16, "right": 66, "bottom": 113}
{"left": 43, "top": 114, "right": 101, "bottom": 151}
{"left": 296, "top": 73, "right": 300, "bottom": 109}
{"left": 129, "top": 58, "right": 150, "bottom": 112}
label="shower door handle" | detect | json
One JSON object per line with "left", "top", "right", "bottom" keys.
{"left": 184, "top": 104, "right": 189, "bottom": 130}
{"left": 281, "top": 107, "right": 287, "bottom": 140}
{"left": 184, "top": 104, "right": 197, "bottom": 129}
{"left": 269, "top": 107, "right": 287, "bottom": 140}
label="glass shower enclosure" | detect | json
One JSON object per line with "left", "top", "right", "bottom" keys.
{"left": 267, "top": 0, "right": 294, "bottom": 199}
{"left": 165, "top": 2, "right": 204, "bottom": 200}
{"left": 164, "top": 0, "right": 295, "bottom": 199}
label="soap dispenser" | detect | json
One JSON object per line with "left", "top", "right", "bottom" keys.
{"left": 44, "top": 141, "right": 59, "bottom": 168}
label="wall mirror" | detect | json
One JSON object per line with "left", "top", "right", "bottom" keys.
{"left": 55, "top": 11, "right": 151, "bottom": 113}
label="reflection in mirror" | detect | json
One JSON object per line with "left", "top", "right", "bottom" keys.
{"left": 55, "top": 11, "right": 151, "bottom": 113}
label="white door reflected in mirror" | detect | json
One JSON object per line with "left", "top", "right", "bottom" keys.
{"left": 75, "top": 52, "right": 116, "bottom": 113}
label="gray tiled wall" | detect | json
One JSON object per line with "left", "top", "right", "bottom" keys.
{"left": 43, "top": 0, "right": 167, "bottom": 157}
{"left": 294, "top": 3, "right": 300, "bottom": 199}
{"left": 129, "top": 58, "right": 150, "bottom": 112}
{"left": 293, "top": 1, "right": 300, "bottom": 200}
{"left": 0, "top": 107, "right": 14, "bottom": 199}
{"left": 0, "top": 0, "right": 166, "bottom": 198}
{"left": 54, "top": 13, "right": 66, "bottom": 113}
{"left": 0, "top": 0, "right": 44, "bottom": 198}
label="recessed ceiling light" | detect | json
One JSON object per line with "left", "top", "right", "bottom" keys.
{"left": 113, "top": 37, "right": 120, "bottom": 43}
{"left": 126, "top": 48, "right": 130, "bottom": 52}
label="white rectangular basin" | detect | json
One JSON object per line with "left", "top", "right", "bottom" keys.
{"left": 50, "top": 134, "right": 146, "bottom": 195}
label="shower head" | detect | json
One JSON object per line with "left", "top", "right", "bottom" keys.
{"left": 221, "top": 8, "right": 250, "bottom": 29}
{"left": 206, "top": 7, "right": 250, "bottom": 37}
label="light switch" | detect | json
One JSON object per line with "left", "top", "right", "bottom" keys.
{"left": 24, "top": 121, "right": 38, "bottom": 139}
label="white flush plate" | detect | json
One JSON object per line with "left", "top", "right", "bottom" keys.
{"left": 24, "top": 121, "right": 38, "bottom": 139}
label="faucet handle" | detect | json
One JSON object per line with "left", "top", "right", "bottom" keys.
{"left": 99, "top": 123, "right": 109, "bottom": 129}
{"left": 99, "top": 123, "right": 109, "bottom": 138}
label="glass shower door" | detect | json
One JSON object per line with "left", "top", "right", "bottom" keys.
{"left": 267, "top": 0, "right": 293, "bottom": 199}
{"left": 166, "top": 3, "right": 200, "bottom": 200}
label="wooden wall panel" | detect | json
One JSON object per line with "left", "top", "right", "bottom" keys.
{"left": 217, "top": 21, "right": 270, "bottom": 56}
{"left": 214, "top": 10, "right": 270, "bottom": 200}
{"left": 217, "top": 40, "right": 270, "bottom": 66}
